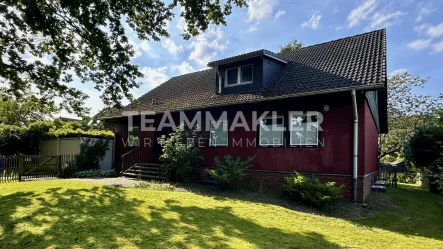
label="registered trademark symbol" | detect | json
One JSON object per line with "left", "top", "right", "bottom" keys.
{"left": 323, "top": 105, "right": 330, "bottom": 112}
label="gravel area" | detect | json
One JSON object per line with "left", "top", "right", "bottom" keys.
{"left": 67, "top": 177, "right": 142, "bottom": 187}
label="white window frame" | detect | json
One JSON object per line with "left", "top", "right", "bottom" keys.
{"left": 209, "top": 120, "right": 229, "bottom": 147}
{"left": 289, "top": 114, "right": 319, "bottom": 146}
{"left": 258, "top": 115, "right": 284, "bottom": 147}
{"left": 224, "top": 64, "right": 253, "bottom": 87}
{"left": 128, "top": 124, "right": 140, "bottom": 147}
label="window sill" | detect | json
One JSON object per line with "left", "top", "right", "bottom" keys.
{"left": 224, "top": 81, "right": 253, "bottom": 88}
{"left": 208, "top": 145, "right": 229, "bottom": 148}
{"left": 257, "top": 144, "right": 285, "bottom": 148}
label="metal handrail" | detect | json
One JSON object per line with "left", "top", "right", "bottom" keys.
{"left": 121, "top": 147, "right": 142, "bottom": 173}
{"left": 121, "top": 147, "right": 139, "bottom": 159}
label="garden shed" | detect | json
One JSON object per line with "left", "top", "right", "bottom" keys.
{"left": 40, "top": 137, "right": 115, "bottom": 171}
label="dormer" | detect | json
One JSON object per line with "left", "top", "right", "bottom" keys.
{"left": 207, "top": 50, "right": 287, "bottom": 95}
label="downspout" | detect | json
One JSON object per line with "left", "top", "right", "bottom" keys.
{"left": 351, "top": 89, "right": 358, "bottom": 203}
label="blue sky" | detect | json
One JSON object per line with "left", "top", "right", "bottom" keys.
{"left": 66, "top": 0, "right": 443, "bottom": 118}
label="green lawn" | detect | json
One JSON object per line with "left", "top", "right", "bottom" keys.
{"left": 0, "top": 180, "right": 442, "bottom": 249}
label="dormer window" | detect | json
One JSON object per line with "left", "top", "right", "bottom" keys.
{"left": 225, "top": 65, "right": 253, "bottom": 87}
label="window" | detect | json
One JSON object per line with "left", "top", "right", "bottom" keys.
{"left": 226, "top": 68, "right": 238, "bottom": 85}
{"left": 128, "top": 125, "right": 139, "bottom": 147}
{"left": 225, "top": 65, "right": 253, "bottom": 86}
{"left": 259, "top": 116, "right": 284, "bottom": 146}
{"left": 209, "top": 120, "right": 228, "bottom": 147}
{"left": 290, "top": 115, "right": 318, "bottom": 146}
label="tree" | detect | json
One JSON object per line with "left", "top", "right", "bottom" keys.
{"left": 0, "top": 0, "right": 247, "bottom": 115}
{"left": 0, "top": 89, "right": 57, "bottom": 126}
{"left": 280, "top": 40, "right": 303, "bottom": 53}
{"left": 403, "top": 125, "right": 443, "bottom": 194}
{"left": 379, "top": 72, "right": 442, "bottom": 161}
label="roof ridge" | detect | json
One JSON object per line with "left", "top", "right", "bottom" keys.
{"left": 279, "top": 28, "right": 386, "bottom": 55}
{"left": 168, "top": 68, "right": 213, "bottom": 80}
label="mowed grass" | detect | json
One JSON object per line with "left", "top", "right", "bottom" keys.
{"left": 0, "top": 180, "right": 442, "bottom": 249}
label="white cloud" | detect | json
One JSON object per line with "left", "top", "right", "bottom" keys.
{"left": 332, "top": 7, "right": 339, "bottom": 16}
{"left": 347, "top": 0, "right": 378, "bottom": 28}
{"left": 274, "top": 10, "right": 286, "bottom": 20}
{"left": 161, "top": 38, "right": 184, "bottom": 55}
{"left": 389, "top": 68, "right": 407, "bottom": 76}
{"left": 368, "top": 10, "right": 407, "bottom": 29}
{"left": 176, "top": 16, "right": 187, "bottom": 31}
{"left": 431, "top": 40, "right": 443, "bottom": 53}
{"left": 414, "top": 23, "right": 430, "bottom": 33}
{"left": 247, "top": 26, "right": 258, "bottom": 32}
{"left": 247, "top": 0, "right": 279, "bottom": 23}
{"left": 416, "top": 4, "right": 436, "bottom": 22}
{"left": 301, "top": 13, "right": 322, "bottom": 30}
{"left": 188, "top": 27, "right": 228, "bottom": 66}
{"left": 139, "top": 40, "right": 159, "bottom": 58}
{"left": 141, "top": 66, "right": 169, "bottom": 89}
{"left": 407, "top": 39, "right": 431, "bottom": 50}
{"left": 20, "top": 53, "right": 52, "bottom": 65}
{"left": 128, "top": 39, "right": 142, "bottom": 59}
{"left": 172, "top": 61, "right": 195, "bottom": 75}
{"left": 426, "top": 23, "right": 443, "bottom": 38}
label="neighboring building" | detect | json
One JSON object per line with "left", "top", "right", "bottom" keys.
{"left": 102, "top": 29, "right": 388, "bottom": 202}
{"left": 59, "top": 117, "right": 82, "bottom": 123}
{"left": 40, "top": 137, "right": 114, "bottom": 171}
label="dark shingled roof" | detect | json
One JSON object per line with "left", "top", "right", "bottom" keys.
{"left": 105, "top": 29, "right": 387, "bottom": 121}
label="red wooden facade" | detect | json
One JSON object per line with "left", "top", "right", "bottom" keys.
{"left": 111, "top": 92, "right": 380, "bottom": 201}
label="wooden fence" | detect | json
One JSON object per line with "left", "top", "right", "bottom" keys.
{"left": 0, "top": 154, "right": 77, "bottom": 182}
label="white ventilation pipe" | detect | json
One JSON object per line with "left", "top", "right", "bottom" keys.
{"left": 351, "top": 89, "right": 358, "bottom": 203}
{"left": 215, "top": 63, "right": 222, "bottom": 94}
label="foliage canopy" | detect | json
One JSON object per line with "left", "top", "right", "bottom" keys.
{"left": 0, "top": 0, "right": 246, "bottom": 114}
{"left": 379, "top": 72, "right": 442, "bottom": 161}
{"left": 280, "top": 40, "right": 303, "bottom": 53}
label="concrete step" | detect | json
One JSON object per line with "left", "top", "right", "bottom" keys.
{"left": 374, "top": 180, "right": 386, "bottom": 186}
{"left": 122, "top": 172, "right": 167, "bottom": 180}
{"left": 136, "top": 163, "right": 161, "bottom": 167}
{"left": 371, "top": 185, "right": 386, "bottom": 193}
{"left": 132, "top": 166, "right": 161, "bottom": 171}
{"left": 126, "top": 168, "right": 162, "bottom": 173}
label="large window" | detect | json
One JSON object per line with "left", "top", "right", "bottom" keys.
{"left": 259, "top": 116, "right": 284, "bottom": 146}
{"left": 225, "top": 65, "right": 253, "bottom": 86}
{"left": 128, "top": 125, "right": 139, "bottom": 147}
{"left": 290, "top": 115, "right": 318, "bottom": 146}
{"left": 209, "top": 120, "right": 229, "bottom": 147}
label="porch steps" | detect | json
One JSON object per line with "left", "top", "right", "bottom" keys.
{"left": 122, "top": 163, "right": 167, "bottom": 180}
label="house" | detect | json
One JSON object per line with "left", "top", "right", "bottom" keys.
{"left": 102, "top": 29, "right": 388, "bottom": 202}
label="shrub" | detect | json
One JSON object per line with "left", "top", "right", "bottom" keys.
{"left": 158, "top": 124, "right": 204, "bottom": 182}
{"left": 206, "top": 154, "right": 255, "bottom": 188}
{"left": 72, "top": 138, "right": 110, "bottom": 171}
{"left": 73, "top": 169, "right": 117, "bottom": 178}
{"left": 283, "top": 172, "right": 343, "bottom": 208}
{"left": 397, "top": 172, "right": 419, "bottom": 184}
{"left": 59, "top": 160, "right": 78, "bottom": 178}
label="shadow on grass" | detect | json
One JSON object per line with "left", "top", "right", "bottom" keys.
{"left": 177, "top": 182, "right": 443, "bottom": 242}
{"left": 350, "top": 184, "right": 443, "bottom": 242}
{"left": 0, "top": 185, "right": 341, "bottom": 248}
